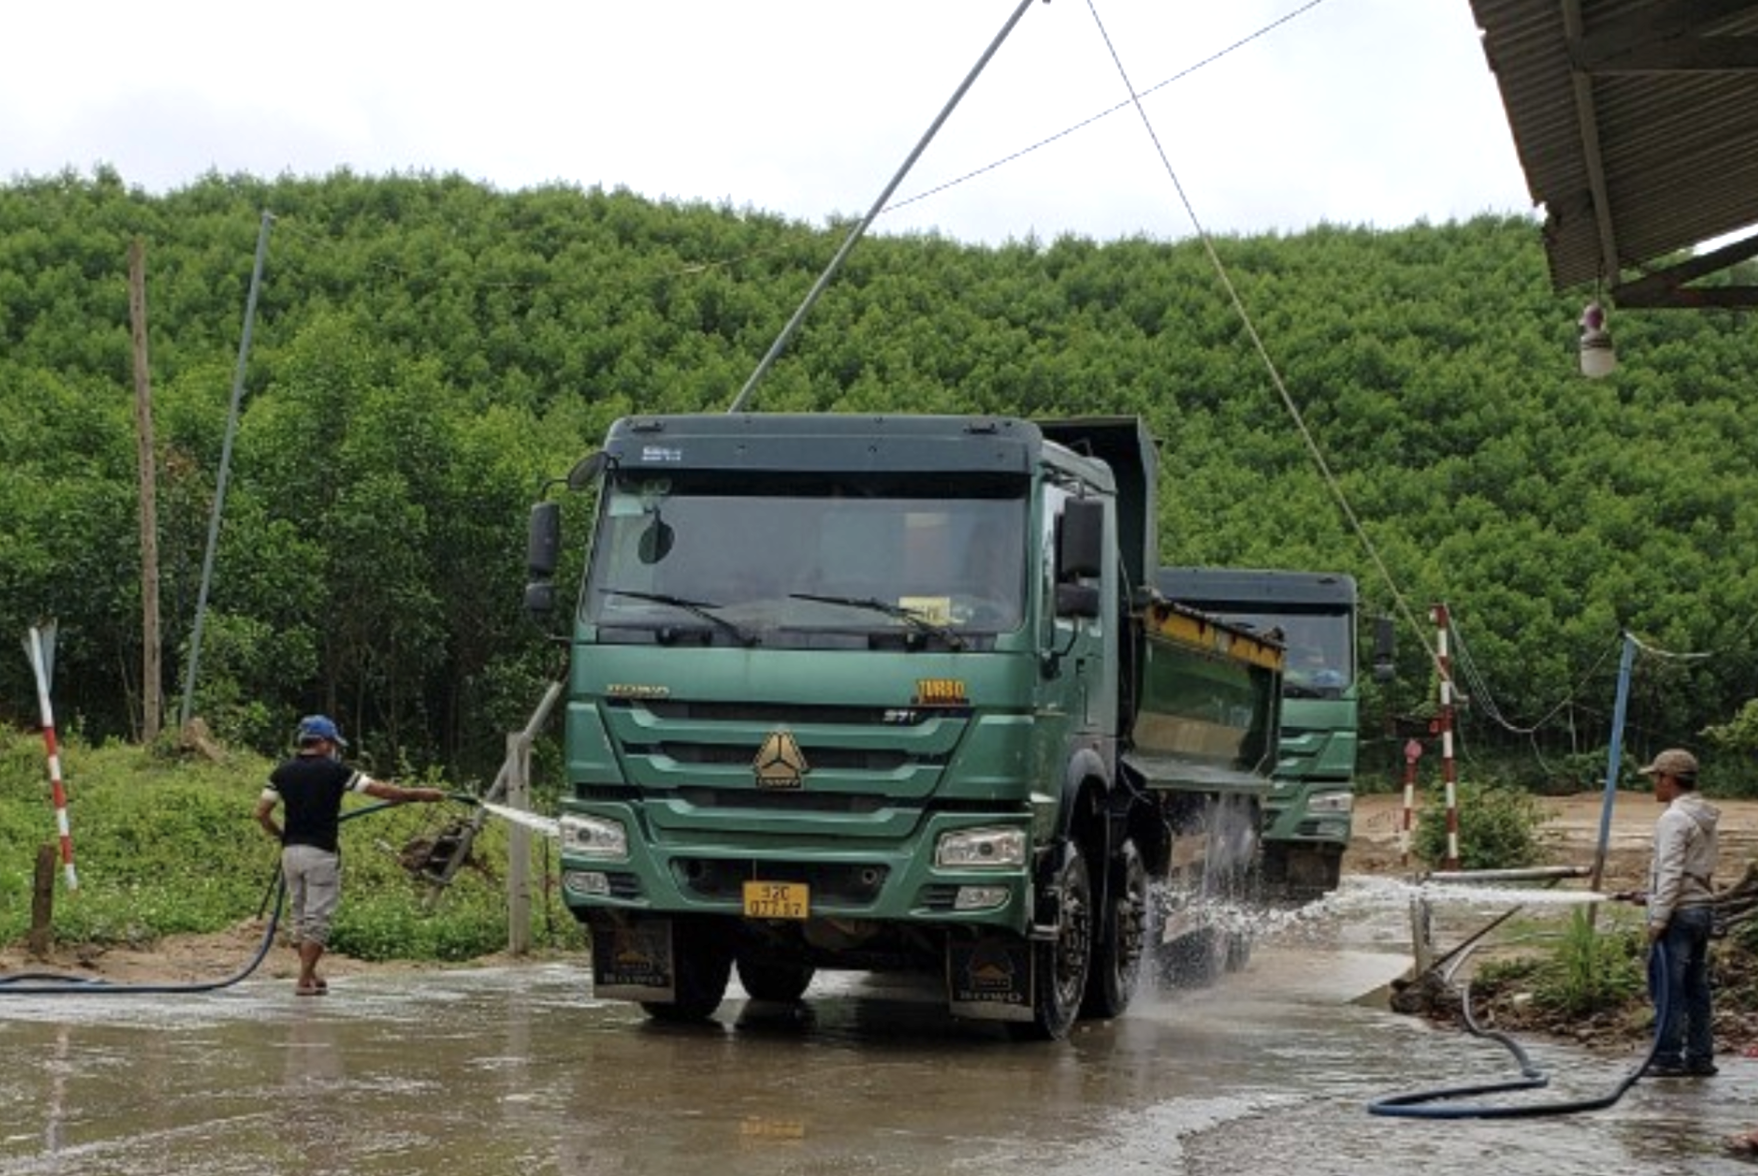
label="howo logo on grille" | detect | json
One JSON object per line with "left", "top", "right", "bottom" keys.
{"left": 753, "top": 729, "right": 809, "bottom": 789}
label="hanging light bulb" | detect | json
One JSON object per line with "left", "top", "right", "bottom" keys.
{"left": 1578, "top": 300, "right": 1617, "bottom": 378}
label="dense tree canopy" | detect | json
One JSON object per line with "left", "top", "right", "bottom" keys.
{"left": 3, "top": 168, "right": 1756, "bottom": 788}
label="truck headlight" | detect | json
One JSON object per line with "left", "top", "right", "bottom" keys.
{"left": 935, "top": 827, "right": 1027, "bottom": 869}
{"left": 559, "top": 814, "right": 628, "bottom": 859}
{"left": 1307, "top": 791, "right": 1353, "bottom": 815}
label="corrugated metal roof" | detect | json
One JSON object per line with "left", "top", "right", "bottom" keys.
{"left": 1467, "top": 0, "right": 1758, "bottom": 298}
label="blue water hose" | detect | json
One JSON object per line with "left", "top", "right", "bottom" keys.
{"left": 1367, "top": 940, "right": 1668, "bottom": 1118}
{"left": 0, "top": 796, "right": 476, "bottom": 997}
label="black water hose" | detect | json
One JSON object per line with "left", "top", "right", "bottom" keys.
{"left": 0, "top": 795, "right": 477, "bottom": 997}
{"left": 1368, "top": 940, "right": 1669, "bottom": 1119}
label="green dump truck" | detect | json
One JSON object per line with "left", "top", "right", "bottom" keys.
{"left": 525, "top": 414, "right": 1282, "bottom": 1039}
{"left": 1156, "top": 567, "right": 1389, "bottom": 897}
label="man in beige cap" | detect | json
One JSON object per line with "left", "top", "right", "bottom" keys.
{"left": 1634, "top": 748, "right": 1720, "bottom": 1078}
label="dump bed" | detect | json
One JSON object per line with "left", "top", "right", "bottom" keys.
{"left": 1125, "top": 600, "right": 1283, "bottom": 795}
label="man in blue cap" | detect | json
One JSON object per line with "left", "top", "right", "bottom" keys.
{"left": 254, "top": 715, "right": 446, "bottom": 995}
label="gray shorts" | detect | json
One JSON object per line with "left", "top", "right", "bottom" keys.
{"left": 282, "top": 844, "right": 342, "bottom": 947}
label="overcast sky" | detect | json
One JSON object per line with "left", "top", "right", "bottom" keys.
{"left": 2, "top": 1, "right": 1535, "bottom": 245}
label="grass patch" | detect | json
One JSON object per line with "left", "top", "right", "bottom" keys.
{"left": 0, "top": 728, "right": 584, "bottom": 960}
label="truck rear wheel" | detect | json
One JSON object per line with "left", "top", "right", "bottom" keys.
{"left": 640, "top": 921, "right": 733, "bottom": 1023}
{"left": 1081, "top": 838, "right": 1147, "bottom": 1019}
{"left": 1008, "top": 842, "right": 1093, "bottom": 1041}
{"left": 1157, "top": 925, "right": 1225, "bottom": 988}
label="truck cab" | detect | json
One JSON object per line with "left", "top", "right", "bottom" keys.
{"left": 527, "top": 414, "right": 1281, "bottom": 1038}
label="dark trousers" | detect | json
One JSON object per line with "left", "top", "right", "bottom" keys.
{"left": 1647, "top": 905, "right": 1714, "bottom": 1067}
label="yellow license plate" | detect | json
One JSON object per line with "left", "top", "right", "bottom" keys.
{"left": 743, "top": 880, "right": 809, "bottom": 919}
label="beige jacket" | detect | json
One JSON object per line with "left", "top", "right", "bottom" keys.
{"left": 1647, "top": 792, "right": 1720, "bottom": 925}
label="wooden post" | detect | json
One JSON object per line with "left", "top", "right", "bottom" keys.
{"left": 1408, "top": 894, "right": 1434, "bottom": 979}
{"left": 129, "top": 238, "right": 162, "bottom": 742}
{"left": 29, "top": 842, "right": 57, "bottom": 959}
{"left": 506, "top": 732, "right": 531, "bottom": 956}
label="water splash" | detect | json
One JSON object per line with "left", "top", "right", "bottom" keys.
{"left": 1333, "top": 874, "right": 1610, "bottom": 910}
{"left": 478, "top": 802, "right": 560, "bottom": 839}
{"left": 1147, "top": 874, "right": 1618, "bottom": 949}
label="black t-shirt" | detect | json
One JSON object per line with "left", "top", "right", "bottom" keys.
{"left": 268, "top": 754, "right": 366, "bottom": 853}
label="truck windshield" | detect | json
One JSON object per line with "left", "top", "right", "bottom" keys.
{"left": 583, "top": 475, "right": 1028, "bottom": 639}
{"left": 1204, "top": 609, "right": 1354, "bottom": 695}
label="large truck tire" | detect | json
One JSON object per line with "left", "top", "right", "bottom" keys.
{"left": 1286, "top": 846, "right": 1344, "bottom": 896}
{"left": 640, "top": 921, "right": 733, "bottom": 1023}
{"left": 1224, "top": 927, "right": 1253, "bottom": 973}
{"left": 1081, "top": 838, "right": 1148, "bottom": 1020}
{"left": 1157, "top": 926, "right": 1226, "bottom": 989}
{"left": 1007, "top": 843, "right": 1093, "bottom": 1041}
{"left": 735, "top": 952, "right": 816, "bottom": 1003}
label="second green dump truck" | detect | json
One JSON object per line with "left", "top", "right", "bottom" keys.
{"left": 1157, "top": 566, "right": 1388, "bottom": 896}
{"left": 526, "top": 414, "right": 1281, "bottom": 1039}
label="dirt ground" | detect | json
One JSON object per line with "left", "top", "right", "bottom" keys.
{"left": 1351, "top": 789, "right": 1758, "bottom": 1055}
{"left": 1347, "top": 788, "right": 1758, "bottom": 890}
{"left": 0, "top": 910, "right": 540, "bottom": 988}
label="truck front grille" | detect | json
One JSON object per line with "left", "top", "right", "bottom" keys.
{"left": 674, "top": 858, "right": 890, "bottom": 906}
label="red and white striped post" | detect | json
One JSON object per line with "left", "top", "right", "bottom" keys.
{"left": 1399, "top": 738, "right": 1423, "bottom": 866}
{"left": 25, "top": 624, "right": 78, "bottom": 891}
{"left": 1431, "top": 603, "right": 1460, "bottom": 871}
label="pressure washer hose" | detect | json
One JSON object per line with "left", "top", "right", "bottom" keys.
{"left": 0, "top": 794, "right": 478, "bottom": 997}
{"left": 1367, "top": 940, "right": 1669, "bottom": 1119}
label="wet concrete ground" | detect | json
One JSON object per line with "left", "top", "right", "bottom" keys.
{"left": 4, "top": 878, "right": 1756, "bottom": 1176}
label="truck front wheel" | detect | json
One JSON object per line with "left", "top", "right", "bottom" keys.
{"left": 735, "top": 952, "right": 815, "bottom": 1003}
{"left": 1009, "top": 843, "right": 1093, "bottom": 1041}
{"left": 640, "top": 920, "right": 733, "bottom": 1023}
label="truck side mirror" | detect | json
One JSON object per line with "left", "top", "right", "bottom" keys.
{"left": 1057, "top": 499, "right": 1104, "bottom": 581}
{"left": 1372, "top": 615, "right": 1396, "bottom": 683}
{"left": 1055, "top": 583, "right": 1100, "bottom": 619}
{"left": 528, "top": 501, "right": 561, "bottom": 579}
{"left": 524, "top": 581, "right": 557, "bottom": 616}
{"left": 566, "top": 451, "right": 608, "bottom": 492}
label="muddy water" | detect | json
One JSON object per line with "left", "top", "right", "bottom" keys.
{"left": 3, "top": 878, "right": 1754, "bottom": 1176}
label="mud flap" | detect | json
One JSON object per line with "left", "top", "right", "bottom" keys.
{"left": 591, "top": 918, "right": 676, "bottom": 1002}
{"left": 947, "top": 936, "right": 1035, "bottom": 1022}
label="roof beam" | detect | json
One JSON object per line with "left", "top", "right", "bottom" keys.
{"left": 1562, "top": 0, "right": 1622, "bottom": 284}
{"left": 1613, "top": 229, "right": 1758, "bottom": 307}
{"left": 1574, "top": 0, "right": 1758, "bottom": 71}
{"left": 1581, "top": 36, "right": 1758, "bottom": 73}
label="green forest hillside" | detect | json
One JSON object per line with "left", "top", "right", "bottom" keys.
{"left": 4, "top": 167, "right": 1758, "bottom": 791}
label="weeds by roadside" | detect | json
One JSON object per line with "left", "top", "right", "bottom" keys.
{"left": 0, "top": 728, "right": 585, "bottom": 964}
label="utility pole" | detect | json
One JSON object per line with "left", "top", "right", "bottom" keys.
{"left": 180, "top": 210, "right": 273, "bottom": 730}
{"left": 129, "top": 238, "right": 162, "bottom": 741}
{"left": 1589, "top": 632, "right": 1638, "bottom": 898}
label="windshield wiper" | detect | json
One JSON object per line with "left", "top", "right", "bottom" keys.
{"left": 788, "top": 592, "right": 966, "bottom": 651}
{"left": 600, "top": 588, "right": 757, "bottom": 646}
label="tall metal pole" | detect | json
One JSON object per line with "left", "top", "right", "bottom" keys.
{"left": 726, "top": 0, "right": 1041, "bottom": 413}
{"left": 1589, "top": 631, "right": 1638, "bottom": 895}
{"left": 179, "top": 211, "right": 274, "bottom": 729}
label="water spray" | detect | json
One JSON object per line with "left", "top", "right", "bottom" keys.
{"left": 476, "top": 801, "right": 560, "bottom": 840}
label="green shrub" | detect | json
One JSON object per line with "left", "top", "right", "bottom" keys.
{"left": 1413, "top": 778, "right": 1547, "bottom": 871}
{"left": 1530, "top": 909, "right": 1645, "bottom": 1017}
